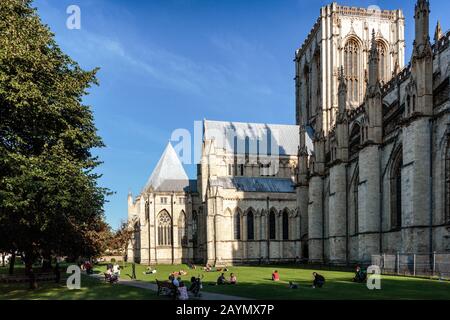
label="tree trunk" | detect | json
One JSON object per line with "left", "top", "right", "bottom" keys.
{"left": 1, "top": 253, "right": 5, "bottom": 267}
{"left": 41, "top": 253, "right": 52, "bottom": 272}
{"left": 24, "top": 253, "right": 38, "bottom": 290}
{"left": 8, "top": 252, "right": 16, "bottom": 275}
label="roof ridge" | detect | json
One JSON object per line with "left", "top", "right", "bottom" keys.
{"left": 204, "top": 119, "right": 299, "bottom": 127}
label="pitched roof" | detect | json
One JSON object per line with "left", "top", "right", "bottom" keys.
{"left": 211, "top": 177, "right": 296, "bottom": 193}
{"left": 203, "top": 120, "right": 313, "bottom": 156}
{"left": 143, "top": 143, "right": 193, "bottom": 193}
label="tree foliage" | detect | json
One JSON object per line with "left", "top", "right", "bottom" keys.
{"left": 0, "top": 0, "right": 109, "bottom": 281}
{"left": 108, "top": 221, "right": 134, "bottom": 256}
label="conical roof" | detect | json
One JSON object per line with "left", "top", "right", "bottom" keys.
{"left": 143, "top": 142, "right": 191, "bottom": 192}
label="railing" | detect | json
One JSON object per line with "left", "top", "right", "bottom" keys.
{"left": 371, "top": 252, "right": 450, "bottom": 280}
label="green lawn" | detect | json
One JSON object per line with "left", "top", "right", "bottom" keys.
{"left": 93, "top": 262, "right": 450, "bottom": 300}
{"left": 2, "top": 263, "right": 449, "bottom": 300}
{"left": 0, "top": 265, "right": 159, "bottom": 300}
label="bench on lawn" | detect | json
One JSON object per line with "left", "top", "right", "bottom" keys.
{"left": 104, "top": 273, "right": 118, "bottom": 284}
{"left": 155, "top": 279, "right": 177, "bottom": 298}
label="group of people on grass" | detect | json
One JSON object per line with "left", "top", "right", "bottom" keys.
{"left": 135, "top": 263, "right": 367, "bottom": 296}
{"left": 216, "top": 272, "right": 237, "bottom": 285}
{"left": 271, "top": 265, "right": 367, "bottom": 289}
{"left": 272, "top": 270, "right": 325, "bottom": 288}
{"left": 104, "top": 263, "right": 121, "bottom": 283}
{"left": 168, "top": 273, "right": 203, "bottom": 300}
{"left": 203, "top": 263, "right": 229, "bottom": 273}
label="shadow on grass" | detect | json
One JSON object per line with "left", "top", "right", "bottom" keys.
{"left": 200, "top": 277, "right": 450, "bottom": 300}
{"left": 0, "top": 274, "right": 163, "bottom": 300}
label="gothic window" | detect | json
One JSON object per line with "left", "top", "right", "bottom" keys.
{"left": 407, "top": 95, "right": 411, "bottom": 114}
{"left": 160, "top": 197, "right": 168, "bottom": 204}
{"left": 344, "top": 39, "right": 360, "bottom": 104}
{"left": 247, "top": 210, "right": 254, "bottom": 240}
{"left": 178, "top": 211, "right": 187, "bottom": 246}
{"left": 282, "top": 210, "right": 289, "bottom": 240}
{"left": 157, "top": 210, "right": 172, "bottom": 246}
{"left": 446, "top": 140, "right": 450, "bottom": 223}
{"left": 304, "top": 65, "right": 310, "bottom": 120}
{"left": 234, "top": 210, "right": 241, "bottom": 240}
{"left": 349, "top": 124, "right": 361, "bottom": 156}
{"left": 390, "top": 149, "right": 403, "bottom": 229}
{"left": 377, "top": 42, "right": 386, "bottom": 82}
{"left": 269, "top": 210, "right": 276, "bottom": 240}
{"left": 239, "top": 164, "right": 244, "bottom": 176}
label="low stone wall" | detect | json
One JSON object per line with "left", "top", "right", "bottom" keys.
{"left": 99, "top": 255, "right": 124, "bottom": 262}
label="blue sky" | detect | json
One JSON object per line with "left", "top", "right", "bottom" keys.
{"left": 33, "top": 0, "right": 447, "bottom": 229}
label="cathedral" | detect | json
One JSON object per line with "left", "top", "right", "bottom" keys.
{"left": 128, "top": 0, "right": 450, "bottom": 266}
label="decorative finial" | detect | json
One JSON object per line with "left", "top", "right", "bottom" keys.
{"left": 339, "top": 66, "right": 345, "bottom": 80}
{"left": 370, "top": 29, "right": 378, "bottom": 57}
{"left": 435, "top": 20, "right": 443, "bottom": 43}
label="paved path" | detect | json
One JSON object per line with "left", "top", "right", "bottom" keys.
{"left": 90, "top": 273, "right": 251, "bottom": 300}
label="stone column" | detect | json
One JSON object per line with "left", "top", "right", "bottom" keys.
{"left": 358, "top": 145, "right": 381, "bottom": 263}
{"left": 308, "top": 175, "right": 324, "bottom": 263}
{"left": 206, "top": 198, "right": 216, "bottom": 265}
{"left": 328, "top": 163, "right": 347, "bottom": 264}
{"left": 401, "top": 118, "right": 431, "bottom": 253}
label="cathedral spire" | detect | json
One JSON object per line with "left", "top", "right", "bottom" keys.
{"left": 414, "top": 0, "right": 431, "bottom": 48}
{"left": 128, "top": 190, "right": 133, "bottom": 207}
{"left": 434, "top": 20, "right": 443, "bottom": 44}
{"left": 368, "top": 30, "right": 379, "bottom": 87}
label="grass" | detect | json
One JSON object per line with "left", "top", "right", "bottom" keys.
{"left": 93, "top": 262, "right": 450, "bottom": 300}
{"left": 2, "top": 262, "right": 449, "bottom": 300}
{"left": 0, "top": 265, "right": 160, "bottom": 300}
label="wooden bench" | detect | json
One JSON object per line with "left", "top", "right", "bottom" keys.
{"left": 104, "top": 273, "right": 118, "bottom": 284}
{"left": 155, "top": 279, "right": 177, "bottom": 298}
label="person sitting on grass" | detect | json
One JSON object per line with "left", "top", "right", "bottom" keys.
{"left": 169, "top": 274, "right": 179, "bottom": 287}
{"left": 204, "top": 264, "right": 212, "bottom": 272}
{"left": 84, "top": 261, "right": 93, "bottom": 275}
{"left": 113, "top": 264, "right": 120, "bottom": 277}
{"left": 272, "top": 270, "right": 280, "bottom": 281}
{"left": 105, "top": 268, "right": 118, "bottom": 283}
{"left": 229, "top": 273, "right": 237, "bottom": 285}
{"left": 288, "top": 281, "right": 298, "bottom": 289}
{"left": 189, "top": 277, "right": 199, "bottom": 293}
{"left": 179, "top": 270, "right": 187, "bottom": 276}
{"left": 217, "top": 273, "right": 227, "bottom": 285}
{"left": 178, "top": 282, "right": 189, "bottom": 300}
{"left": 352, "top": 266, "right": 367, "bottom": 283}
{"left": 144, "top": 266, "right": 157, "bottom": 275}
{"left": 312, "top": 272, "right": 325, "bottom": 288}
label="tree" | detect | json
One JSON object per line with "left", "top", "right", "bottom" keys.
{"left": 0, "top": 0, "right": 108, "bottom": 287}
{"left": 110, "top": 221, "right": 134, "bottom": 257}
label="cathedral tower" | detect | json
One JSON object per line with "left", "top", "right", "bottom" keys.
{"left": 295, "top": 3, "right": 405, "bottom": 132}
